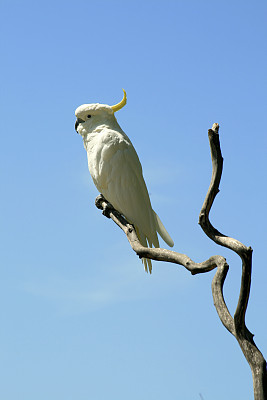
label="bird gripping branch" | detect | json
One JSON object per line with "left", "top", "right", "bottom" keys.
{"left": 75, "top": 90, "right": 174, "bottom": 273}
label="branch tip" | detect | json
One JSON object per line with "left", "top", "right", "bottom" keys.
{"left": 212, "top": 123, "right": 220, "bottom": 133}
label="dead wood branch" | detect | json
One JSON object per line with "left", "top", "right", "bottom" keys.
{"left": 95, "top": 123, "right": 266, "bottom": 400}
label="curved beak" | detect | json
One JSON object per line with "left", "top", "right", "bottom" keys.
{"left": 75, "top": 118, "right": 84, "bottom": 133}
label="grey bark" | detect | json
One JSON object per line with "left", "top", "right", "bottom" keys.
{"left": 95, "top": 123, "right": 267, "bottom": 400}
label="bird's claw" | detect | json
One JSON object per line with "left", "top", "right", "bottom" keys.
{"left": 95, "top": 194, "right": 105, "bottom": 210}
{"left": 95, "top": 194, "right": 113, "bottom": 218}
{"left": 102, "top": 202, "right": 114, "bottom": 218}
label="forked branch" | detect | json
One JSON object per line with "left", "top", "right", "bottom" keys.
{"left": 95, "top": 123, "right": 266, "bottom": 400}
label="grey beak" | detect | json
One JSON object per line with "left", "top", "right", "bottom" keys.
{"left": 75, "top": 118, "right": 84, "bottom": 133}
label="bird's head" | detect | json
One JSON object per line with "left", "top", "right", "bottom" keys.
{"left": 75, "top": 89, "right": 127, "bottom": 136}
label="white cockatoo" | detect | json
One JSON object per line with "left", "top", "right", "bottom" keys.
{"left": 75, "top": 90, "right": 174, "bottom": 273}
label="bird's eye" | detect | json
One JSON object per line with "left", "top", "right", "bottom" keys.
{"left": 87, "top": 115, "right": 91, "bottom": 119}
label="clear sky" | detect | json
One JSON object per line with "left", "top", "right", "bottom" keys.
{"left": 1, "top": 0, "right": 267, "bottom": 399}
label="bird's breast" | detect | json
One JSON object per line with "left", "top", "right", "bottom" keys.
{"left": 84, "top": 128, "right": 125, "bottom": 192}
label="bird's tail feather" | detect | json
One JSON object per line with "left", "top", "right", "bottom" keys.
{"left": 153, "top": 211, "right": 174, "bottom": 247}
{"left": 142, "top": 258, "right": 152, "bottom": 274}
{"left": 135, "top": 212, "right": 173, "bottom": 274}
{"left": 136, "top": 227, "right": 152, "bottom": 274}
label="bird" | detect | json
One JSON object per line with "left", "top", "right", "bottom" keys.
{"left": 74, "top": 89, "right": 174, "bottom": 273}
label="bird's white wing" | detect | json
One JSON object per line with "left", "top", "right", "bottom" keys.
{"left": 96, "top": 131, "right": 159, "bottom": 251}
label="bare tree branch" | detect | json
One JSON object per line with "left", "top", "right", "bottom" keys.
{"left": 199, "top": 124, "right": 249, "bottom": 256}
{"left": 211, "top": 259, "right": 235, "bottom": 335}
{"left": 95, "top": 194, "right": 225, "bottom": 275}
{"left": 199, "top": 124, "right": 267, "bottom": 400}
{"left": 95, "top": 123, "right": 267, "bottom": 400}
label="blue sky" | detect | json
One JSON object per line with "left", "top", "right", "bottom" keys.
{"left": 1, "top": 0, "right": 267, "bottom": 399}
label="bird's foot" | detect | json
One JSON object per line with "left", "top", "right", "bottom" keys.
{"left": 95, "top": 194, "right": 114, "bottom": 219}
{"left": 102, "top": 202, "right": 114, "bottom": 218}
{"left": 95, "top": 194, "right": 106, "bottom": 209}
